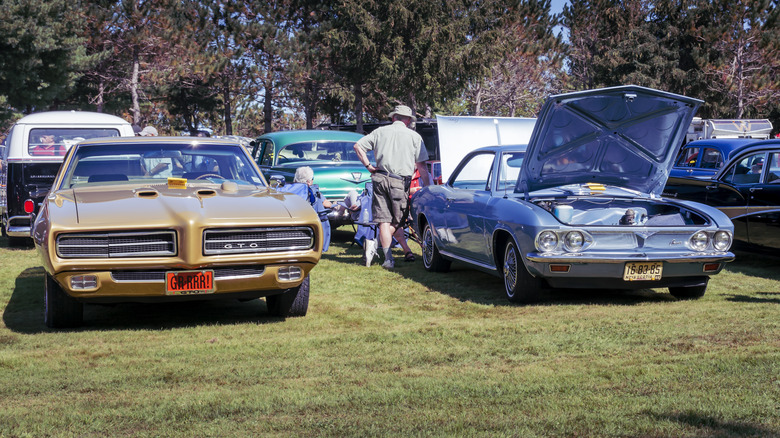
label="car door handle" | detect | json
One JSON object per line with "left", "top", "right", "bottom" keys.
{"left": 749, "top": 187, "right": 763, "bottom": 192}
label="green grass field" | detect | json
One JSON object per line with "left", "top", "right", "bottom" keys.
{"left": 1, "top": 228, "right": 778, "bottom": 437}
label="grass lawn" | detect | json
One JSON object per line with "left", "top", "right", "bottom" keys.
{"left": 1, "top": 228, "right": 778, "bottom": 437}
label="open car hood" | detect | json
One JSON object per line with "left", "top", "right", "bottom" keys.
{"left": 517, "top": 86, "right": 702, "bottom": 197}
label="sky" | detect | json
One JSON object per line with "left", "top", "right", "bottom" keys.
{"left": 550, "top": 0, "right": 567, "bottom": 16}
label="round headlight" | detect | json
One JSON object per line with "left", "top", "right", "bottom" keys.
{"left": 564, "top": 231, "right": 585, "bottom": 252}
{"left": 713, "top": 230, "right": 732, "bottom": 251}
{"left": 690, "top": 231, "right": 709, "bottom": 251}
{"left": 537, "top": 231, "right": 559, "bottom": 253}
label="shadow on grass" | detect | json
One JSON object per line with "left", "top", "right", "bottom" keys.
{"left": 725, "top": 292, "right": 780, "bottom": 304}
{"left": 2, "top": 267, "right": 289, "bottom": 334}
{"left": 650, "top": 410, "right": 779, "bottom": 437}
{"left": 325, "top": 229, "right": 676, "bottom": 307}
{"left": 726, "top": 249, "right": 780, "bottom": 282}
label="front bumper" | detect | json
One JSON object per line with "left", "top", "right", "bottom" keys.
{"left": 524, "top": 251, "right": 734, "bottom": 289}
{"left": 51, "top": 262, "right": 316, "bottom": 303}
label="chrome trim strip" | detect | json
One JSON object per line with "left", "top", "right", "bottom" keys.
{"left": 438, "top": 249, "right": 498, "bottom": 271}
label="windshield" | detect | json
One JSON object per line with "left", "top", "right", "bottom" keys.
{"left": 60, "top": 143, "right": 265, "bottom": 189}
{"left": 29, "top": 128, "right": 121, "bottom": 156}
{"left": 276, "top": 140, "right": 374, "bottom": 164}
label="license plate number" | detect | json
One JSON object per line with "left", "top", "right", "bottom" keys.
{"left": 166, "top": 270, "right": 214, "bottom": 295}
{"left": 623, "top": 262, "right": 663, "bottom": 281}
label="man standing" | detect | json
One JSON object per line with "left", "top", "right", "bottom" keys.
{"left": 354, "top": 105, "right": 431, "bottom": 269}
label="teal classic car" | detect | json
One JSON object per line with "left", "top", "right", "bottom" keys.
{"left": 251, "top": 130, "right": 374, "bottom": 223}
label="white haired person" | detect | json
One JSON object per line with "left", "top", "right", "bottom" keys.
{"left": 293, "top": 166, "right": 332, "bottom": 208}
{"left": 283, "top": 166, "right": 332, "bottom": 251}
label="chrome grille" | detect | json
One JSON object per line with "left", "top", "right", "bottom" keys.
{"left": 56, "top": 231, "right": 177, "bottom": 258}
{"left": 203, "top": 227, "right": 314, "bottom": 255}
{"left": 111, "top": 266, "right": 265, "bottom": 282}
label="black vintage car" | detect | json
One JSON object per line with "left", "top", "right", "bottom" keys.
{"left": 664, "top": 140, "right": 780, "bottom": 251}
{"left": 1, "top": 111, "right": 134, "bottom": 246}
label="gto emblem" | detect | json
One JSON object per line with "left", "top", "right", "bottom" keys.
{"left": 224, "top": 243, "right": 260, "bottom": 249}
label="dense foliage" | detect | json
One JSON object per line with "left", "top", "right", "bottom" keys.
{"left": 0, "top": 0, "right": 778, "bottom": 137}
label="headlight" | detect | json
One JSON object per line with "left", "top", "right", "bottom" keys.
{"left": 563, "top": 231, "right": 585, "bottom": 252}
{"left": 536, "top": 231, "right": 559, "bottom": 253}
{"left": 690, "top": 231, "right": 709, "bottom": 251}
{"left": 713, "top": 231, "right": 732, "bottom": 251}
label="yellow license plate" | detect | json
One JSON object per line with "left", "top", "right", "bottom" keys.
{"left": 623, "top": 262, "right": 663, "bottom": 281}
{"left": 166, "top": 270, "right": 215, "bottom": 295}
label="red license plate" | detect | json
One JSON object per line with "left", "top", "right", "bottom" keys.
{"left": 166, "top": 270, "right": 214, "bottom": 295}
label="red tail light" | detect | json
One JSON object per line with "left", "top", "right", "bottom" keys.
{"left": 23, "top": 199, "right": 35, "bottom": 214}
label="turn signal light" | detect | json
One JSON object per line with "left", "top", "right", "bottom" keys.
{"left": 703, "top": 263, "right": 720, "bottom": 273}
{"left": 23, "top": 199, "right": 35, "bottom": 214}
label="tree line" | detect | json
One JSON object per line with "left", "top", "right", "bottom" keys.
{"left": 1, "top": 0, "right": 778, "bottom": 138}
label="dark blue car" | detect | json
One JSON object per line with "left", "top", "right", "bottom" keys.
{"left": 670, "top": 138, "right": 761, "bottom": 179}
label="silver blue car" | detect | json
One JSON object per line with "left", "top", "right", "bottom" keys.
{"left": 411, "top": 86, "right": 735, "bottom": 303}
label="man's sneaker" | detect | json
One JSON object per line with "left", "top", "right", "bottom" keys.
{"left": 381, "top": 257, "right": 395, "bottom": 269}
{"left": 364, "top": 239, "right": 378, "bottom": 267}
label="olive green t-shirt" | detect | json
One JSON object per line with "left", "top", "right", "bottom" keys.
{"left": 355, "top": 121, "right": 429, "bottom": 177}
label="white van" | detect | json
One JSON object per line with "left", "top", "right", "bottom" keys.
{"left": 1, "top": 111, "right": 135, "bottom": 245}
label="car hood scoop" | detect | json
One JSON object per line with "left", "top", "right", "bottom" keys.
{"left": 518, "top": 85, "right": 702, "bottom": 198}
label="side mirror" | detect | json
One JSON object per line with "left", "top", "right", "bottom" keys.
{"left": 269, "top": 175, "right": 285, "bottom": 188}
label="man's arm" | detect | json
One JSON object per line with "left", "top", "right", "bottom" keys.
{"left": 416, "top": 161, "right": 431, "bottom": 187}
{"left": 354, "top": 143, "right": 375, "bottom": 173}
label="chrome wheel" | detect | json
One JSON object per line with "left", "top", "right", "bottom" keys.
{"left": 503, "top": 243, "right": 518, "bottom": 298}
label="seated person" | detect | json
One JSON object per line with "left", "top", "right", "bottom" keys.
{"left": 294, "top": 166, "right": 332, "bottom": 208}
{"left": 29, "top": 134, "right": 65, "bottom": 156}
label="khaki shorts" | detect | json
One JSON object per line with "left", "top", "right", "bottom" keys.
{"left": 371, "top": 173, "right": 408, "bottom": 226}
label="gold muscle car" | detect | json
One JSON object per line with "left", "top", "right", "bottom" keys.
{"left": 32, "top": 137, "right": 322, "bottom": 328}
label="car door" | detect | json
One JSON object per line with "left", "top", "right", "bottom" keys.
{"left": 442, "top": 152, "right": 496, "bottom": 264}
{"left": 705, "top": 152, "right": 764, "bottom": 245}
{"left": 744, "top": 151, "right": 780, "bottom": 250}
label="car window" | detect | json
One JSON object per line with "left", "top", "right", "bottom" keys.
{"left": 722, "top": 152, "right": 764, "bottom": 185}
{"left": 498, "top": 152, "right": 524, "bottom": 191}
{"left": 259, "top": 140, "right": 274, "bottom": 166}
{"left": 28, "top": 128, "right": 120, "bottom": 156}
{"left": 62, "top": 143, "right": 265, "bottom": 188}
{"left": 276, "top": 141, "right": 373, "bottom": 164}
{"left": 700, "top": 148, "right": 723, "bottom": 169}
{"left": 675, "top": 146, "right": 700, "bottom": 167}
{"left": 451, "top": 153, "right": 495, "bottom": 190}
{"left": 767, "top": 152, "right": 780, "bottom": 183}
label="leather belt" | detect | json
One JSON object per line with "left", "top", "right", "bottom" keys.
{"left": 374, "top": 169, "right": 405, "bottom": 180}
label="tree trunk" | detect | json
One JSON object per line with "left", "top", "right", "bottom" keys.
{"left": 223, "top": 80, "right": 233, "bottom": 135}
{"left": 354, "top": 81, "right": 364, "bottom": 134}
{"left": 96, "top": 80, "right": 105, "bottom": 113}
{"left": 263, "top": 81, "right": 273, "bottom": 134}
{"left": 131, "top": 50, "right": 141, "bottom": 124}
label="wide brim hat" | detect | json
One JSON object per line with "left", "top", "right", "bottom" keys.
{"left": 389, "top": 105, "right": 416, "bottom": 122}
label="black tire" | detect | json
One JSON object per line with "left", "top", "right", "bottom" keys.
{"left": 267, "top": 275, "right": 310, "bottom": 317}
{"left": 669, "top": 281, "right": 707, "bottom": 299}
{"left": 44, "top": 274, "right": 84, "bottom": 328}
{"left": 502, "top": 239, "right": 542, "bottom": 304}
{"left": 421, "top": 223, "right": 451, "bottom": 272}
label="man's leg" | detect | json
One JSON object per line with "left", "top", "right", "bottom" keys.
{"left": 379, "top": 222, "right": 397, "bottom": 268}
